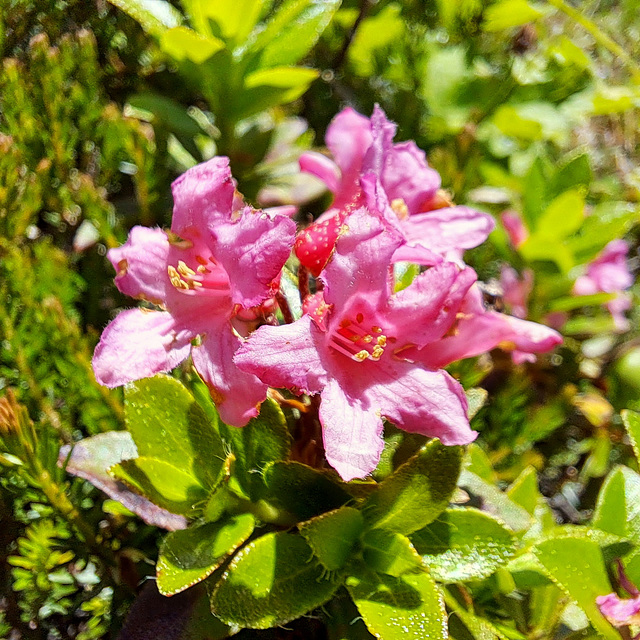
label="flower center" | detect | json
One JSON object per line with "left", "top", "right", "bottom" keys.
{"left": 167, "top": 254, "right": 230, "bottom": 297}
{"left": 328, "top": 313, "right": 395, "bottom": 362}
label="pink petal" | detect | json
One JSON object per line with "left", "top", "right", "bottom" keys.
{"left": 319, "top": 378, "right": 384, "bottom": 481}
{"left": 402, "top": 206, "right": 495, "bottom": 254}
{"left": 364, "top": 361, "right": 476, "bottom": 446}
{"left": 211, "top": 209, "right": 296, "bottom": 308}
{"left": 170, "top": 157, "right": 235, "bottom": 236}
{"left": 234, "top": 315, "right": 328, "bottom": 395}
{"left": 388, "top": 263, "right": 476, "bottom": 347}
{"left": 299, "top": 151, "right": 341, "bottom": 194}
{"left": 322, "top": 207, "right": 401, "bottom": 309}
{"left": 191, "top": 323, "right": 266, "bottom": 427}
{"left": 108, "top": 226, "right": 172, "bottom": 305}
{"left": 501, "top": 211, "right": 529, "bottom": 248}
{"left": 92, "top": 309, "right": 192, "bottom": 387}
{"left": 597, "top": 593, "right": 640, "bottom": 624}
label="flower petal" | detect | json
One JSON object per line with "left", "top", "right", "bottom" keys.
{"left": 402, "top": 206, "right": 495, "bottom": 254}
{"left": 212, "top": 209, "right": 296, "bottom": 308}
{"left": 596, "top": 593, "right": 640, "bottom": 625}
{"left": 364, "top": 361, "right": 476, "bottom": 446}
{"left": 191, "top": 323, "right": 266, "bottom": 427}
{"left": 299, "top": 151, "right": 341, "bottom": 194}
{"left": 234, "top": 315, "right": 328, "bottom": 395}
{"left": 388, "top": 262, "right": 476, "bottom": 347}
{"left": 320, "top": 378, "right": 384, "bottom": 481}
{"left": 92, "top": 309, "right": 192, "bottom": 387}
{"left": 108, "top": 226, "right": 172, "bottom": 305}
{"left": 170, "top": 157, "right": 235, "bottom": 236}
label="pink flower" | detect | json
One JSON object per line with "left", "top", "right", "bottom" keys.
{"left": 573, "top": 239, "right": 634, "bottom": 331}
{"left": 235, "top": 208, "right": 478, "bottom": 480}
{"left": 92, "top": 157, "right": 296, "bottom": 426}
{"left": 402, "top": 283, "right": 562, "bottom": 369}
{"left": 296, "top": 105, "right": 494, "bottom": 273}
{"left": 501, "top": 210, "right": 528, "bottom": 249}
{"left": 597, "top": 561, "right": 640, "bottom": 634}
{"left": 500, "top": 265, "right": 533, "bottom": 320}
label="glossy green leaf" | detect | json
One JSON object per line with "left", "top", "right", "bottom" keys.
{"left": 249, "top": 0, "right": 340, "bottom": 69}
{"left": 262, "top": 460, "right": 351, "bottom": 521}
{"left": 593, "top": 464, "right": 640, "bottom": 539}
{"left": 361, "top": 529, "right": 422, "bottom": 577}
{"left": 535, "top": 189, "right": 586, "bottom": 241}
{"left": 300, "top": 507, "right": 364, "bottom": 571}
{"left": 464, "top": 443, "right": 496, "bottom": 483}
{"left": 458, "top": 470, "right": 532, "bottom": 532}
{"left": 160, "top": 27, "right": 225, "bottom": 64}
{"left": 532, "top": 537, "right": 618, "bottom": 640}
{"left": 210, "top": 531, "right": 341, "bottom": 628}
{"left": 346, "top": 567, "right": 447, "bottom": 640}
{"left": 182, "top": 0, "right": 263, "bottom": 43}
{"left": 483, "top": 0, "right": 546, "bottom": 31}
{"left": 220, "top": 398, "right": 291, "bottom": 501}
{"left": 157, "top": 514, "right": 255, "bottom": 595}
{"left": 411, "top": 508, "right": 517, "bottom": 583}
{"left": 362, "top": 439, "right": 463, "bottom": 535}
{"left": 125, "top": 375, "right": 226, "bottom": 491}
{"left": 110, "top": 457, "right": 207, "bottom": 516}
{"left": 106, "top": 0, "right": 182, "bottom": 36}
{"left": 622, "top": 410, "right": 640, "bottom": 466}
{"left": 506, "top": 466, "right": 539, "bottom": 515}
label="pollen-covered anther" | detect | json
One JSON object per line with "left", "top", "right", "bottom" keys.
{"left": 377, "top": 335, "right": 387, "bottom": 347}
{"left": 371, "top": 345, "right": 384, "bottom": 360}
{"left": 362, "top": 335, "right": 373, "bottom": 343}
{"left": 168, "top": 265, "right": 189, "bottom": 290}
{"left": 177, "top": 260, "right": 196, "bottom": 277}
{"left": 355, "top": 350, "right": 370, "bottom": 361}
{"left": 391, "top": 198, "right": 410, "bottom": 221}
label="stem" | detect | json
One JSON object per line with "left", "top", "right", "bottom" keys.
{"left": 545, "top": 0, "right": 640, "bottom": 81}
{"left": 331, "top": 0, "right": 373, "bottom": 71}
{"left": 275, "top": 290, "right": 294, "bottom": 324}
{"left": 298, "top": 264, "right": 310, "bottom": 301}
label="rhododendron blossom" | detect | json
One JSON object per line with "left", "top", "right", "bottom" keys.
{"left": 573, "top": 239, "right": 634, "bottom": 331}
{"left": 92, "top": 157, "right": 296, "bottom": 426}
{"left": 235, "top": 208, "right": 479, "bottom": 480}
{"left": 296, "top": 105, "right": 495, "bottom": 274}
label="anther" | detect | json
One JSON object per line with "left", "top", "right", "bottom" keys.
{"left": 355, "top": 350, "right": 370, "bottom": 361}
{"left": 177, "top": 260, "right": 195, "bottom": 277}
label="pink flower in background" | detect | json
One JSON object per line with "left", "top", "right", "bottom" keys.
{"left": 573, "top": 239, "right": 634, "bottom": 331}
{"left": 92, "top": 157, "right": 296, "bottom": 426}
{"left": 500, "top": 265, "right": 534, "bottom": 320}
{"left": 402, "top": 283, "right": 562, "bottom": 369}
{"left": 597, "top": 562, "right": 640, "bottom": 635}
{"left": 236, "top": 208, "right": 477, "bottom": 480}
{"left": 501, "top": 210, "right": 529, "bottom": 249}
{"left": 296, "top": 105, "right": 495, "bottom": 274}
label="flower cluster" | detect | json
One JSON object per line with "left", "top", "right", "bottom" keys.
{"left": 93, "top": 107, "right": 562, "bottom": 480}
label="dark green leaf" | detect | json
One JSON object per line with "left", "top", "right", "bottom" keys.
{"left": 346, "top": 567, "right": 447, "bottom": 640}
{"left": 361, "top": 529, "right": 422, "bottom": 577}
{"left": 157, "top": 514, "right": 254, "bottom": 595}
{"left": 411, "top": 508, "right": 517, "bottom": 583}
{"left": 210, "top": 531, "right": 342, "bottom": 628}
{"left": 362, "top": 439, "right": 463, "bottom": 535}
{"left": 622, "top": 410, "right": 640, "bottom": 466}
{"left": 106, "top": 0, "right": 182, "bottom": 37}
{"left": 300, "top": 507, "right": 364, "bottom": 571}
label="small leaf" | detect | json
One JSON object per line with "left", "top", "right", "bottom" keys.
{"left": 592, "top": 464, "right": 640, "bottom": 539}
{"left": 160, "top": 26, "right": 225, "bottom": 64}
{"left": 262, "top": 460, "right": 351, "bottom": 521}
{"left": 532, "top": 536, "right": 618, "bottom": 640}
{"left": 182, "top": 0, "right": 263, "bottom": 44}
{"left": 346, "top": 567, "right": 447, "bottom": 640}
{"left": 411, "top": 508, "right": 517, "bottom": 583}
{"left": 220, "top": 398, "right": 291, "bottom": 501}
{"left": 534, "top": 189, "right": 586, "bottom": 241}
{"left": 60, "top": 433, "right": 186, "bottom": 530}
{"left": 361, "top": 529, "right": 422, "bottom": 577}
{"left": 107, "top": 0, "right": 182, "bottom": 37}
{"left": 111, "top": 457, "right": 207, "bottom": 516}
{"left": 125, "top": 375, "right": 226, "bottom": 491}
{"left": 483, "top": 0, "right": 546, "bottom": 31}
{"left": 210, "top": 531, "right": 342, "bottom": 628}
{"left": 157, "top": 514, "right": 254, "bottom": 595}
{"left": 300, "top": 507, "right": 364, "bottom": 571}
{"left": 622, "top": 410, "right": 640, "bottom": 467}
{"left": 507, "top": 466, "right": 540, "bottom": 515}
{"left": 362, "top": 439, "right": 463, "bottom": 535}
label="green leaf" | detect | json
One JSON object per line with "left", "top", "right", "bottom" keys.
{"left": 532, "top": 536, "right": 618, "bottom": 640}
{"left": 533, "top": 189, "right": 586, "bottom": 241}
{"left": 458, "top": 470, "right": 532, "bottom": 532}
{"left": 466, "top": 388, "right": 488, "bottom": 420}
{"left": 125, "top": 375, "right": 226, "bottom": 491}
{"left": 548, "top": 292, "right": 615, "bottom": 312}
{"left": 593, "top": 464, "right": 640, "bottom": 539}
{"left": 182, "top": 0, "right": 263, "bottom": 44}
{"left": 361, "top": 529, "right": 422, "bottom": 577}
{"left": 249, "top": 0, "right": 340, "bottom": 69}
{"left": 300, "top": 507, "right": 364, "bottom": 571}
{"left": 111, "top": 457, "right": 207, "bottom": 516}
{"left": 220, "top": 398, "right": 291, "bottom": 501}
{"left": 346, "top": 567, "right": 447, "bottom": 640}
{"left": 262, "top": 461, "right": 351, "bottom": 521}
{"left": 157, "top": 514, "right": 255, "bottom": 595}
{"left": 127, "top": 93, "right": 202, "bottom": 137}
{"left": 106, "top": 0, "right": 182, "bottom": 36}
{"left": 493, "top": 106, "right": 542, "bottom": 141}
{"left": 521, "top": 156, "right": 548, "bottom": 230}
{"left": 483, "top": 0, "right": 546, "bottom": 31}
{"left": 411, "top": 508, "right": 517, "bottom": 583}
{"left": 550, "top": 154, "right": 592, "bottom": 198}
{"left": 622, "top": 410, "right": 640, "bottom": 466}
{"left": 210, "top": 531, "right": 342, "bottom": 628}
{"left": 506, "top": 466, "right": 539, "bottom": 515}
{"left": 362, "top": 439, "right": 463, "bottom": 535}
{"left": 61, "top": 433, "right": 187, "bottom": 530}
{"left": 464, "top": 443, "right": 496, "bottom": 483}
{"left": 159, "top": 26, "right": 225, "bottom": 64}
